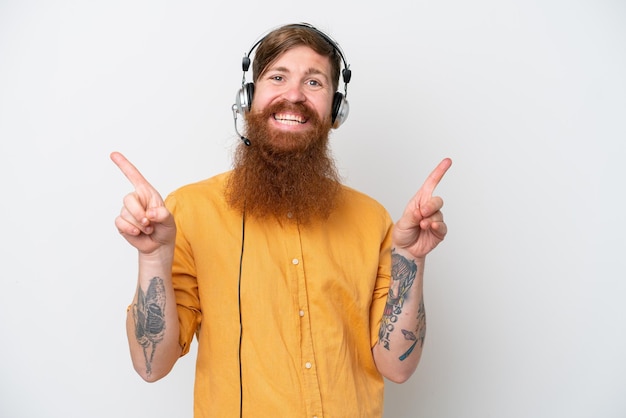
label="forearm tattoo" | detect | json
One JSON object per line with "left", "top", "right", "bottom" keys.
{"left": 133, "top": 277, "right": 166, "bottom": 375}
{"left": 399, "top": 297, "right": 426, "bottom": 361}
{"left": 378, "top": 250, "right": 419, "bottom": 358}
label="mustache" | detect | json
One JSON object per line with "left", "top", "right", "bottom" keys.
{"left": 261, "top": 100, "right": 318, "bottom": 122}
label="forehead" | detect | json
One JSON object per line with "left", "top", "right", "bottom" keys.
{"left": 262, "top": 46, "right": 332, "bottom": 76}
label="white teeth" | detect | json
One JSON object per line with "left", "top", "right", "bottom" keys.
{"left": 274, "top": 113, "right": 305, "bottom": 124}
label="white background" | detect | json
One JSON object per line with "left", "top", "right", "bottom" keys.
{"left": 1, "top": 1, "right": 625, "bottom": 417}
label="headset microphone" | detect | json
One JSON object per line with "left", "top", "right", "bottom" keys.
{"left": 232, "top": 104, "right": 251, "bottom": 146}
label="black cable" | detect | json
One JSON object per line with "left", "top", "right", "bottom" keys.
{"left": 238, "top": 209, "right": 246, "bottom": 418}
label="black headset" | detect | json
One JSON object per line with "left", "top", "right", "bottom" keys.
{"left": 232, "top": 22, "right": 352, "bottom": 142}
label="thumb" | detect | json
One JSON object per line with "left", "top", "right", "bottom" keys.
{"left": 146, "top": 205, "right": 174, "bottom": 226}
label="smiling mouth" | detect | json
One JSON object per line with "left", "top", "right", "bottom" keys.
{"left": 273, "top": 113, "right": 308, "bottom": 125}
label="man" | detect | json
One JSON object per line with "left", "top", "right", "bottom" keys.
{"left": 112, "top": 23, "right": 451, "bottom": 418}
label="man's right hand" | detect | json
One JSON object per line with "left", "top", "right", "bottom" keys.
{"left": 111, "top": 151, "right": 176, "bottom": 256}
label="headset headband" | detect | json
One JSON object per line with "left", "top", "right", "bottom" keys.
{"left": 241, "top": 23, "right": 352, "bottom": 97}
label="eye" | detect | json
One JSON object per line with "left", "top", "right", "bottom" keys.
{"left": 270, "top": 75, "right": 284, "bottom": 82}
{"left": 306, "top": 79, "right": 322, "bottom": 88}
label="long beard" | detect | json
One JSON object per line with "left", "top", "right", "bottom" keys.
{"left": 226, "top": 101, "right": 342, "bottom": 224}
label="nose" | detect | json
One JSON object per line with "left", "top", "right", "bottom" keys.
{"left": 282, "top": 81, "right": 306, "bottom": 103}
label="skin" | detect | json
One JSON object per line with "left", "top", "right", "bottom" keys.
{"left": 372, "top": 157, "right": 451, "bottom": 383}
{"left": 112, "top": 44, "right": 452, "bottom": 383}
{"left": 112, "top": 152, "right": 180, "bottom": 381}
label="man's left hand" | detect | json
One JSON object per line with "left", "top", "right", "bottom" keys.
{"left": 393, "top": 158, "right": 452, "bottom": 259}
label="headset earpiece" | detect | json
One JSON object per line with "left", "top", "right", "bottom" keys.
{"left": 332, "top": 92, "right": 349, "bottom": 129}
{"left": 235, "top": 82, "right": 254, "bottom": 114}
{"left": 245, "top": 83, "right": 255, "bottom": 112}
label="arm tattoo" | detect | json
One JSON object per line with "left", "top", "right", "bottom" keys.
{"left": 399, "top": 297, "right": 426, "bottom": 361}
{"left": 133, "top": 277, "right": 166, "bottom": 375}
{"left": 378, "top": 250, "right": 418, "bottom": 351}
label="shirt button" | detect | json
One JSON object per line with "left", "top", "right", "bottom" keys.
{"left": 287, "top": 212, "right": 293, "bottom": 218}
{"left": 305, "top": 362, "right": 312, "bottom": 369}
{"left": 299, "top": 310, "right": 305, "bottom": 317}
{"left": 292, "top": 258, "right": 299, "bottom": 265}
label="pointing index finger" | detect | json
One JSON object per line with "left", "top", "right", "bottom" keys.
{"left": 421, "top": 158, "right": 452, "bottom": 198}
{"left": 110, "top": 151, "right": 152, "bottom": 190}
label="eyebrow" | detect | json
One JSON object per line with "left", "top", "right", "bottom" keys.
{"left": 268, "top": 66, "right": 330, "bottom": 83}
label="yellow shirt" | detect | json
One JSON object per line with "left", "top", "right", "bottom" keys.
{"left": 166, "top": 172, "right": 393, "bottom": 418}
